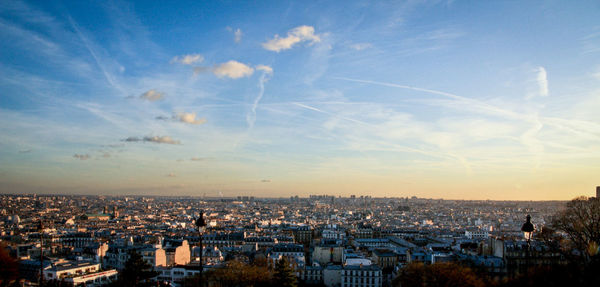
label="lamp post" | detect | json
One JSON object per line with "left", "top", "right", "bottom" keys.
{"left": 521, "top": 214, "right": 534, "bottom": 275}
{"left": 195, "top": 211, "right": 206, "bottom": 287}
{"left": 38, "top": 218, "right": 44, "bottom": 287}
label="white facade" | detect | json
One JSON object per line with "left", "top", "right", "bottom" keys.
{"left": 64, "top": 270, "right": 118, "bottom": 287}
{"left": 156, "top": 266, "right": 201, "bottom": 287}
{"left": 44, "top": 261, "right": 101, "bottom": 281}
{"left": 465, "top": 230, "right": 489, "bottom": 239}
{"left": 44, "top": 261, "right": 117, "bottom": 286}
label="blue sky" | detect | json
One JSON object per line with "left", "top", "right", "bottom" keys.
{"left": 1, "top": 0, "right": 599, "bottom": 199}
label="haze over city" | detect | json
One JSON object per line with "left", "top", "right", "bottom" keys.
{"left": 1, "top": 0, "right": 599, "bottom": 200}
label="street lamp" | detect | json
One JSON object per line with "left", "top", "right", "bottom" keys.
{"left": 37, "top": 218, "right": 44, "bottom": 286}
{"left": 521, "top": 214, "right": 535, "bottom": 274}
{"left": 195, "top": 211, "right": 206, "bottom": 287}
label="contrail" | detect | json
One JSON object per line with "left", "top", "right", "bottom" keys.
{"left": 292, "top": 102, "right": 369, "bottom": 126}
{"left": 67, "top": 16, "right": 124, "bottom": 94}
{"left": 246, "top": 70, "right": 272, "bottom": 129}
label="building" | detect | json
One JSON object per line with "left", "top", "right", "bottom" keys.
{"left": 64, "top": 270, "right": 118, "bottom": 286}
{"left": 104, "top": 245, "right": 166, "bottom": 270}
{"left": 323, "top": 265, "right": 342, "bottom": 287}
{"left": 43, "top": 261, "right": 105, "bottom": 281}
{"left": 465, "top": 230, "right": 489, "bottom": 240}
{"left": 354, "top": 225, "right": 374, "bottom": 239}
{"left": 61, "top": 232, "right": 94, "bottom": 248}
{"left": 200, "top": 232, "right": 246, "bottom": 248}
{"left": 85, "top": 213, "right": 110, "bottom": 221}
{"left": 299, "top": 264, "right": 323, "bottom": 285}
{"left": 322, "top": 228, "right": 346, "bottom": 240}
{"left": 269, "top": 243, "right": 305, "bottom": 268}
{"left": 352, "top": 238, "right": 391, "bottom": 249}
{"left": 597, "top": 186, "right": 600, "bottom": 198}
{"left": 489, "top": 238, "right": 565, "bottom": 276}
{"left": 372, "top": 249, "right": 397, "bottom": 272}
{"left": 191, "top": 246, "right": 224, "bottom": 265}
{"left": 163, "top": 239, "right": 191, "bottom": 266}
{"left": 156, "top": 265, "right": 202, "bottom": 287}
{"left": 294, "top": 226, "right": 313, "bottom": 246}
{"left": 313, "top": 240, "right": 344, "bottom": 266}
{"left": 244, "top": 236, "right": 277, "bottom": 249}
{"left": 140, "top": 245, "right": 168, "bottom": 268}
{"left": 341, "top": 264, "right": 382, "bottom": 287}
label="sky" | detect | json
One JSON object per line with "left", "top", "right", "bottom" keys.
{"left": 1, "top": 0, "right": 599, "bottom": 200}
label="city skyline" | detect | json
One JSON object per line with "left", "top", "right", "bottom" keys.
{"left": 1, "top": 1, "right": 600, "bottom": 200}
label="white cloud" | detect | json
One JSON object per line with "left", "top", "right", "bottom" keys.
{"left": 536, "top": 66, "right": 549, "bottom": 97}
{"left": 212, "top": 60, "right": 254, "bottom": 79}
{"left": 171, "top": 54, "right": 204, "bottom": 65}
{"left": 139, "top": 89, "right": 164, "bottom": 101}
{"left": 262, "top": 25, "right": 321, "bottom": 52}
{"left": 255, "top": 64, "right": 273, "bottom": 74}
{"left": 174, "top": 112, "right": 206, "bottom": 125}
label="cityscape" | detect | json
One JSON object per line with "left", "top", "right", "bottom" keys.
{"left": 1, "top": 1, "right": 600, "bottom": 286}
{"left": 1, "top": 190, "right": 599, "bottom": 286}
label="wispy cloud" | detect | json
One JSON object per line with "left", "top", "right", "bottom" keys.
{"left": 211, "top": 60, "right": 254, "bottom": 79}
{"left": 73, "top": 154, "right": 90, "bottom": 160}
{"left": 124, "top": 136, "right": 181, "bottom": 144}
{"left": 581, "top": 28, "right": 600, "bottom": 54}
{"left": 234, "top": 29, "right": 242, "bottom": 43}
{"left": 139, "top": 89, "right": 164, "bottom": 101}
{"left": 262, "top": 25, "right": 321, "bottom": 52}
{"left": 18, "top": 149, "right": 32, "bottom": 153}
{"left": 226, "top": 27, "right": 243, "bottom": 43}
{"left": 171, "top": 53, "right": 204, "bottom": 65}
{"left": 350, "top": 43, "right": 373, "bottom": 50}
{"left": 418, "top": 28, "right": 464, "bottom": 41}
{"left": 332, "top": 77, "right": 525, "bottom": 121}
{"left": 536, "top": 66, "right": 549, "bottom": 97}
{"left": 328, "top": 77, "right": 600, "bottom": 173}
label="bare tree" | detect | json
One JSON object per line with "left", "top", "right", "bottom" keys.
{"left": 551, "top": 196, "right": 600, "bottom": 262}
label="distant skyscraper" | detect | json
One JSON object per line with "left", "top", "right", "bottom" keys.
{"left": 596, "top": 186, "right": 600, "bottom": 198}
